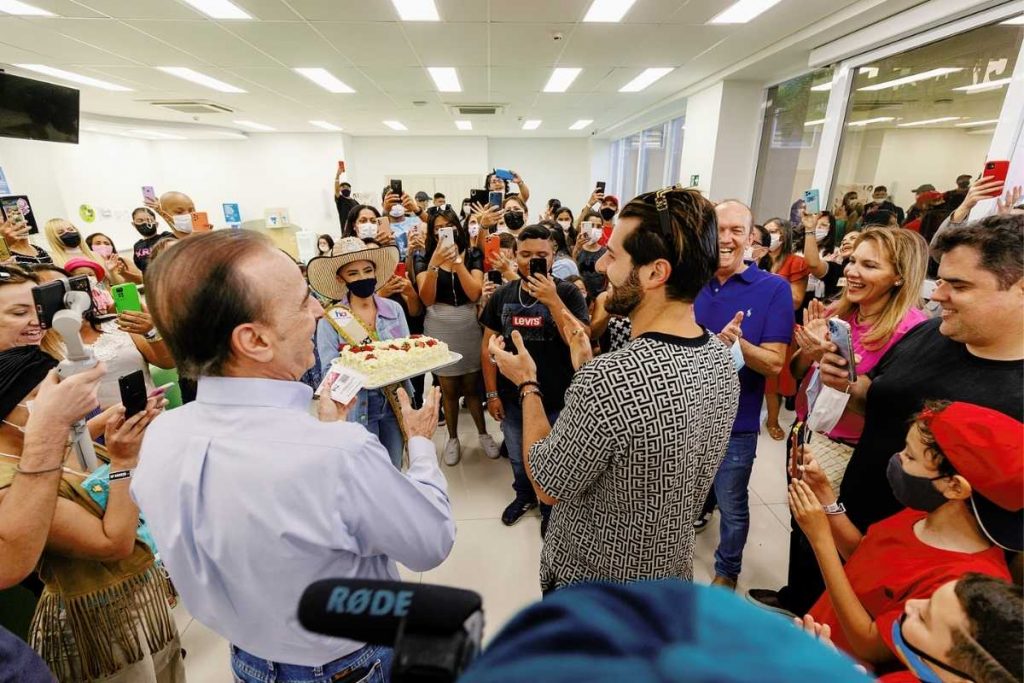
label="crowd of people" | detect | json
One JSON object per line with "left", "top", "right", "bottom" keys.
{"left": 0, "top": 165, "right": 1021, "bottom": 683}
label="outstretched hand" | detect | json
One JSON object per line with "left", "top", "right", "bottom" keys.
{"left": 563, "top": 316, "right": 593, "bottom": 370}
{"left": 488, "top": 331, "right": 538, "bottom": 387}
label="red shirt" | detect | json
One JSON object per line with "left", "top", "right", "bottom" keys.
{"left": 808, "top": 508, "right": 1010, "bottom": 661}
{"left": 599, "top": 223, "right": 613, "bottom": 247}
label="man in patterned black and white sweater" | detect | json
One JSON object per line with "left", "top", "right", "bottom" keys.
{"left": 489, "top": 187, "right": 740, "bottom": 594}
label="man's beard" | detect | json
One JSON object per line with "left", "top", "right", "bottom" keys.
{"left": 605, "top": 267, "right": 644, "bottom": 316}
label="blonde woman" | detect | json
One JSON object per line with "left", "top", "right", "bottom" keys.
{"left": 42, "top": 219, "right": 99, "bottom": 267}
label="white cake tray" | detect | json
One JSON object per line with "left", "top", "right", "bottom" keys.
{"left": 332, "top": 352, "right": 463, "bottom": 390}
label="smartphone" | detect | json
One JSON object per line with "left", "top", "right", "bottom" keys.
{"left": 142, "top": 185, "right": 157, "bottom": 203}
{"left": 375, "top": 216, "right": 390, "bottom": 231}
{"left": 470, "top": 188, "right": 489, "bottom": 206}
{"left": 438, "top": 226, "right": 455, "bottom": 250}
{"left": 827, "top": 317, "right": 857, "bottom": 383}
{"left": 981, "top": 160, "right": 1010, "bottom": 197}
{"left": 487, "top": 270, "right": 503, "bottom": 285}
{"left": 389, "top": 179, "right": 403, "bottom": 198}
{"left": 0, "top": 236, "right": 11, "bottom": 262}
{"left": 67, "top": 275, "right": 92, "bottom": 314}
{"left": 595, "top": 181, "right": 606, "bottom": 194}
{"left": 494, "top": 168, "right": 514, "bottom": 182}
{"left": 32, "top": 281, "right": 66, "bottom": 329}
{"left": 803, "top": 188, "right": 821, "bottom": 214}
{"left": 191, "top": 211, "right": 211, "bottom": 232}
{"left": 395, "top": 262, "right": 407, "bottom": 279}
{"left": 529, "top": 257, "right": 547, "bottom": 278}
{"left": 119, "top": 370, "right": 148, "bottom": 419}
{"left": 111, "top": 283, "right": 143, "bottom": 315}
{"left": 488, "top": 191, "right": 503, "bottom": 208}
{"left": 789, "top": 421, "right": 807, "bottom": 481}
{"left": 0, "top": 195, "right": 37, "bottom": 234}
{"left": 338, "top": 160, "right": 346, "bottom": 173}
{"left": 484, "top": 233, "right": 501, "bottom": 269}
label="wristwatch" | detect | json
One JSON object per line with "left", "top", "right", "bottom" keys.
{"left": 485, "top": 391, "right": 499, "bottom": 400}
{"left": 144, "top": 329, "right": 160, "bottom": 341}
{"left": 823, "top": 500, "right": 846, "bottom": 516}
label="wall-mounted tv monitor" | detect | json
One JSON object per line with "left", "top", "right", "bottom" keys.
{"left": 0, "top": 71, "right": 80, "bottom": 144}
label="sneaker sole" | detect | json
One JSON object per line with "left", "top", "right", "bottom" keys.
{"left": 502, "top": 507, "right": 537, "bottom": 527}
{"left": 744, "top": 592, "right": 799, "bottom": 619}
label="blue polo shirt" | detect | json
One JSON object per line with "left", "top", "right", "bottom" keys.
{"left": 694, "top": 262, "right": 794, "bottom": 433}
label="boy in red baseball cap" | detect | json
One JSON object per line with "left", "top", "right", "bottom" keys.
{"left": 786, "top": 400, "right": 1021, "bottom": 674}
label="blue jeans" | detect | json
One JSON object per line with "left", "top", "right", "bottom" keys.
{"left": 712, "top": 432, "right": 759, "bottom": 581}
{"left": 231, "top": 644, "right": 392, "bottom": 683}
{"left": 500, "top": 399, "right": 561, "bottom": 501}
{"left": 366, "top": 390, "right": 404, "bottom": 470}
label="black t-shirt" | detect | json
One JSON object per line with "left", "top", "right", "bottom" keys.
{"left": 576, "top": 247, "right": 607, "bottom": 298}
{"left": 840, "top": 318, "right": 1023, "bottom": 530}
{"left": 479, "top": 279, "right": 591, "bottom": 412}
{"left": 335, "top": 195, "right": 358, "bottom": 230}
{"left": 413, "top": 249, "right": 484, "bottom": 307}
{"left": 802, "top": 259, "right": 845, "bottom": 310}
{"left": 133, "top": 232, "right": 175, "bottom": 272}
{"left": 11, "top": 244, "right": 52, "bottom": 267}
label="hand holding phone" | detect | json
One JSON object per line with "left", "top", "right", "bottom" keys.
{"left": 789, "top": 421, "right": 807, "bottom": 481}
{"left": 488, "top": 191, "right": 503, "bottom": 208}
{"left": 438, "top": 226, "right": 455, "bottom": 250}
{"left": 803, "top": 189, "right": 821, "bottom": 215}
{"left": 111, "top": 283, "right": 143, "bottom": 315}
{"left": 487, "top": 270, "right": 503, "bottom": 285}
{"left": 529, "top": 257, "right": 547, "bottom": 278}
{"left": 390, "top": 179, "right": 403, "bottom": 198}
{"left": 494, "top": 168, "right": 514, "bottom": 182}
{"left": 338, "top": 160, "right": 346, "bottom": 174}
{"left": 981, "top": 160, "right": 1009, "bottom": 198}
{"left": 119, "top": 370, "right": 148, "bottom": 419}
{"left": 827, "top": 318, "right": 856, "bottom": 382}
{"left": 596, "top": 181, "right": 606, "bottom": 194}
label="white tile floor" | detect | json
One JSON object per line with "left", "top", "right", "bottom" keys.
{"left": 178, "top": 404, "right": 795, "bottom": 678}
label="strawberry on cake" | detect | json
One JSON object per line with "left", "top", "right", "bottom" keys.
{"left": 332, "top": 334, "right": 451, "bottom": 387}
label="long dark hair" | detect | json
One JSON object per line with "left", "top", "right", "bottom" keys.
{"left": 753, "top": 224, "right": 772, "bottom": 271}
{"left": 815, "top": 211, "right": 837, "bottom": 255}
{"left": 86, "top": 232, "right": 120, "bottom": 253}
{"left": 553, "top": 206, "right": 578, "bottom": 244}
{"left": 317, "top": 234, "right": 335, "bottom": 255}
{"left": 343, "top": 205, "right": 381, "bottom": 239}
{"left": 764, "top": 217, "right": 795, "bottom": 270}
{"left": 424, "top": 207, "right": 467, "bottom": 260}
{"left": 543, "top": 220, "right": 572, "bottom": 257}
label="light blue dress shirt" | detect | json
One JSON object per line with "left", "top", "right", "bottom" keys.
{"left": 131, "top": 376, "right": 455, "bottom": 666}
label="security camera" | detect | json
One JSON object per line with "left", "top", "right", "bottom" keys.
{"left": 552, "top": 32, "right": 564, "bottom": 41}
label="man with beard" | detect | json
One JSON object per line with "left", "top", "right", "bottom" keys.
{"left": 487, "top": 189, "right": 740, "bottom": 593}
{"left": 481, "top": 224, "right": 591, "bottom": 531}
{"left": 693, "top": 199, "right": 794, "bottom": 591}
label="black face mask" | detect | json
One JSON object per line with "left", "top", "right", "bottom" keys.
{"left": 600, "top": 207, "right": 616, "bottom": 222}
{"left": 886, "top": 453, "right": 949, "bottom": 512}
{"left": 347, "top": 277, "right": 377, "bottom": 299}
{"left": 341, "top": 188, "right": 352, "bottom": 198}
{"left": 136, "top": 223, "right": 158, "bottom": 237}
{"left": 504, "top": 212, "right": 525, "bottom": 230}
{"left": 59, "top": 232, "right": 82, "bottom": 248}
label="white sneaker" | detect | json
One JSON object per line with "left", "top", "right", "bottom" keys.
{"left": 443, "top": 438, "right": 461, "bottom": 466}
{"left": 479, "top": 433, "right": 500, "bottom": 459}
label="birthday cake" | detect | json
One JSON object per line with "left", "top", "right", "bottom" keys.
{"left": 333, "top": 335, "right": 451, "bottom": 387}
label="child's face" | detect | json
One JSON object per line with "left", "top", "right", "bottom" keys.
{"left": 897, "top": 580, "right": 969, "bottom": 676}
{"left": 896, "top": 424, "right": 942, "bottom": 479}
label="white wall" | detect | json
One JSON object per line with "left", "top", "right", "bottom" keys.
{"left": 487, "top": 138, "right": 593, "bottom": 217}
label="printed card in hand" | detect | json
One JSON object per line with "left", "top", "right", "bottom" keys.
{"left": 329, "top": 365, "right": 366, "bottom": 406}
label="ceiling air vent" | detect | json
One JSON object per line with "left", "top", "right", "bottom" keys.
{"left": 144, "top": 100, "right": 235, "bottom": 115}
{"left": 449, "top": 104, "right": 505, "bottom": 117}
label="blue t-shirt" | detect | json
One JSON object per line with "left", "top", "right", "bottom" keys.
{"left": 694, "top": 263, "right": 794, "bottom": 433}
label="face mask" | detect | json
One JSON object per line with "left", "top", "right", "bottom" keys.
{"left": 891, "top": 616, "right": 972, "bottom": 683}
{"left": 463, "top": 205, "right": 472, "bottom": 216}
{"left": 743, "top": 246, "right": 754, "bottom": 261}
{"left": 347, "top": 277, "right": 377, "bottom": 299}
{"left": 59, "top": 232, "right": 82, "bottom": 248}
{"left": 389, "top": 205, "right": 405, "bottom": 219}
{"left": 768, "top": 234, "right": 781, "bottom": 249}
{"left": 504, "top": 212, "right": 524, "bottom": 230}
{"left": 136, "top": 222, "right": 158, "bottom": 237}
{"left": 93, "top": 244, "right": 114, "bottom": 259}
{"left": 815, "top": 227, "right": 829, "bottom": 240}
{"left": 340, "top": 188, "right": 352, "bottom": 198}
{"left": 172, "top": 214, "right": 194, "bottom": 234}
{"left": 586, "top": 226, "right": 601, "bottom": 243}
{"left": 600, "top": 207, "right": 616, "bottom": 222}
{"left": 468, "top": 223, "right": 480, "bottom": 239}
{"left": 886, "top": 453, "right": 949, "bottom": 512}
{"left": 557, "top": 219, "right": 571, "bottom": 231}
{"left": 357, "top": 223, "right": 377, "bottom": 240}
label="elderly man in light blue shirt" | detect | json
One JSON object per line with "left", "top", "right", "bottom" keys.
{"left": 133, "top": 230, "right": 454, "bottom": 682}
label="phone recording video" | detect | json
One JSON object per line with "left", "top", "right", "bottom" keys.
{"left": 789, "top": 421, "right": 807, "bottom": 481}
{"left": 529, "top": 257, "right": 547, "bottom": 278}
{"left": 487, "top": 270, "right": 503, "bottom": 286}
{"left": 119, "top": 370, "right": 148, "bottom": 419}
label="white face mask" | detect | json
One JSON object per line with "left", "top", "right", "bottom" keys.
{"left": 389, "top": 205, "right": 405, "bottom": 219}
{"left": 743, "top": 246, "right": 754, "bottom": 261}
{"left": 172, "top": 214, "right": 193, "bottom": 234}
{"left": 357, "top": 223, "right": 377, "bottom": 239}
{"left": 814, "top": 227, "right": 829, "bottom": 240}
{"left": 769, "top": 234, "right": 781, "bottom": 249}
{"left": 557, "top": 219, "right": 571, "bottom": 231}
{"left": 468, "top": 223, "right": 480, "bottom": 238}
{"left": 586, "top": 226, "right": 601, "bottom": 243}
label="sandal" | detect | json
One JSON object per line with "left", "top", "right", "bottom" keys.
{"left": 767, "top": 424, "right": 785, "bottom": 440}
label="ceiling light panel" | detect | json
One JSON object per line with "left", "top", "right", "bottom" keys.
{"left": 543, "top": 68, "right": 582, "bottom": 93}
{"left": 953, "top": 78, "right": 1012, "bottom": 93}
{"left": 158, "top": 67, "right": 246, "bottom": 93}
{"left": 310, "top": 120, "right": 343, "bottom": 131}
{"left": 234, "top": 120, "right": 275, "bottom": 131}
{"left": 14, "top": 64, "right": 132, "bottom": 91}
{"left": 391, "top": 0, "right": 439, "bottom": 21}
{"left": 897, "top": 116, "right": 962, "bottom": 127}
{"left": 569, "top": 119, "right": 594, "bottom": 130}
{"left": 619, "top": 67, "right": 673, "bottom": 92}
{"left": 955, "top": 119, "right": 1000, "bottom": 128}
{"left": 522, "top": 120, "right": 541, "bottom": 130}
{"left": 383, "top": 120, "right": 408, "bottom": 131}
{"left": 810, "top": 83, "right": 832, "bottom": 92}
{"left": 709, "top": 0, "right": 784, "bottom": 24}
{"left": 455, "top": 120, "right": 472, "bottom": 130}
{"left": 583, "top": 0, "right": 638, "bottom": 22}
{"left": 294, "top": 68, "right": 354, "bottom": 93}
{"left": 847, "top": 117, "right": 895, "bottom": 127}
{"left": 179, "top": 0, "right": 251, "bottom": 20}
{"left": 427, "top": 67, "right": 461, "bottom": 92}
{"left": 0, "top": 0, "right": 53, "bottom": 15}
{"left": 858, "top": 67, "right": 962, "bottom": 91}
{"left": 803, "top": 118, "right": 827, "bottom": 127}
{"left": 127, "top": 129, "right": 187, "bottom": 140}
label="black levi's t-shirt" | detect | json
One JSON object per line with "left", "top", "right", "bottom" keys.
{"left": 480, "top": 279, "right": 590, "bottom": 412}
{"left": 840, "top": 317, "right": 1023, "bottom": 531}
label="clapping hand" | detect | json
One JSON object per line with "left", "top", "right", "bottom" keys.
{"left": 717, "top": 311, "right": 744, "bottom": 346}
{"left": 493, "top": 252, "right": 518, "bottom": 280}
{"left": 996, "top": 185, "right": 1022, "bottom": 215}
{"left": 472, "top": 202, "right": 503, "bottom": 229}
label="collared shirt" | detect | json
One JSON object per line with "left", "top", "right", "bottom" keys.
{"left": 132, "top": 376, "right": 454, "bottom": 666}
{"left": 694, "top": 262, "right": 794, "bottom": 433}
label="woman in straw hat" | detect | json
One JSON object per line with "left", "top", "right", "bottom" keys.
{"left": 309, "top": 238, "right": 412, "bottom": 469}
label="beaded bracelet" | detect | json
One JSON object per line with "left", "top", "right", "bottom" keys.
{"left": 519, "top": 388, "right": 544, "bottom": 405}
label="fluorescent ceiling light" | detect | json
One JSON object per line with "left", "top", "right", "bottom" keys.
{"left": 583, "top": 0, "right": 638, "bottom": 22}
{"left": 543, "top": 68, "right": 582, "bottom": 93}
{"left": 383, "top": 120, "right": 407, "bottom": 131}
{"left": 953, "top": 77, "right": 1012, "bottom": 93}
{"left": 965, "top": 128, "right": 997, "bottom": 135}
{"left": 126, "top": 129, "right": 187, "bottom": 140}
{"left": 158, "top": 67, "right": 246, "bottom": 93}
{"left": 803, "top": 118, "right": 827, "bottom": 127}
{"left": 955, "top": 119, "right": 1000, "bottom": 128}
{"left": 391, "top": 0, "right": 438, "bottom": 21}
{"left": 179, "top": 0, "right": 251, "bottom": 20}
{"left": 619, "top": 67, "right": 673, "bottom": 92}
{"left": 294, "top": 68, "right": 354, "bottom": 93}
{"left": 233, "top": 120, "right": 275, "bottom": 131}
{"left": 569, "top": 119, "right": 594, "bottom": 130}
{"left": 309, "top": 120, "right": 343, "bottom": 131}
{"left": 810, "top": 82, "right": 832, "bottom": 92}
{"left": 858, "top": 67, "right": 962, "bottom": 91}
{"left": 709, "top": 0, "right": 783, "bottom": 24}
{"left": 847, "top": 116, "right": 895, "bottom": 127}
{"left": 0, "top": 0, "right": 54, "bottom": 15}
{"left": 1001, "top": 15, "right": 1024, "bottom": 25}
{"left": 14, "top": 64, "right": 132, "bottom": 91}
{"left": 522, "top": 120, "right": 542, "bottom": 130}
{"left": 426, "top": 67, "right": 461, "bottom": 92}
{"left": 897, "top": 116, "right": 962, "bottom": 127}
{"left": 454, "top": 120, "right": 472, "bottom": 131}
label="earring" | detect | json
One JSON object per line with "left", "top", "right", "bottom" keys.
{"left": 895, "top": 281, "right": 903, "bottom": 287}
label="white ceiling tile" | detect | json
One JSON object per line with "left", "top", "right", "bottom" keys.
{"left": 67, "top": 0, "right": 208, "bottom": 20}
{"left": 489, "top": 23, "right": 578, "bottom": 67}
{"left": 402, "top": 23, "right": 488, "bottom": 64}
{"left": 0, "top": 17, "right": 135, "bottom": 66}
{"left": 560, "top": 24, "right": 730, "bottom": 67}
{"left": 316, "top": 22, "right": 420, "bottom": 66}
{"left": 486, "top": 0, "right": 591, "bottom": 23}
{"left": 288, "top": 0, "right": 397, "bottom": 22}
{"left": 123, "top": 20, "right": 279, "bottom": 66}
{"left": 220, "top": 22, "right": 336, "bottom": 66}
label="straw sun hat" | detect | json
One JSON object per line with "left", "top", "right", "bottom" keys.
{"left": 306, "top": 237, "right": 399, "bottom": 301}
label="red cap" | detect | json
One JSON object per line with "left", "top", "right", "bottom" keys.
{"left": 63, "top": 257, "right": 106, "bottom": 281}
{"left": 917, "top": 190, "right": 944, "bottom": 205}
{"left": 604, "top": 195, "right": 619, "bottom": 209}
